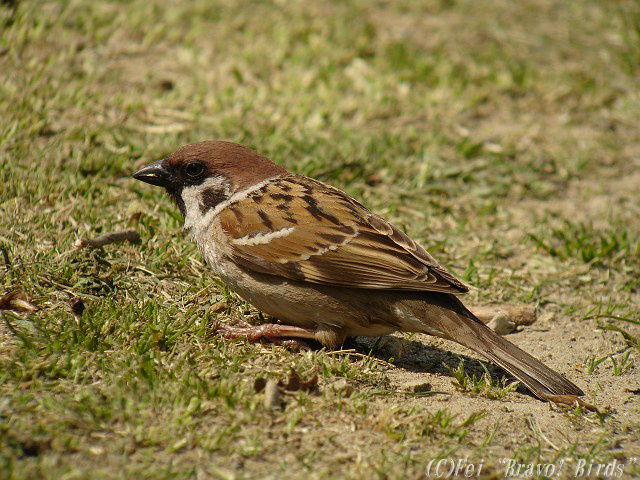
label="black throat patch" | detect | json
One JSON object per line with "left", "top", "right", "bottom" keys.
{"left": 167, "top": 188, "right": 187, "bottom": 217}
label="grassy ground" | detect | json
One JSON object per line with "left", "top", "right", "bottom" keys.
{"left": 1, "top": 0, "right": 639, "bottom": 478}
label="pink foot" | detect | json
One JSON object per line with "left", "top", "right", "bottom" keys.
{"left": 214, "top": 321, "right": 317, "bottom": 346}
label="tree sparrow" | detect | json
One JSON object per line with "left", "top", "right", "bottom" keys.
{"left": 133, "top": 141, "right": 583, "bottom": 401}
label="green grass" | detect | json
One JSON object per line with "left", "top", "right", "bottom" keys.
{"left": 2, "top": 0, "right": 640, "bottom": 478}
{"left": 449, "top": 359, "right": 518, "bottom": 400}
{"left": 528, "top": 218, "right": 640, "bottom": 266}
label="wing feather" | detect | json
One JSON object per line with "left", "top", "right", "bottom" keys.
{"left": 218, "top": 175, "right": 468, "bottom": 293}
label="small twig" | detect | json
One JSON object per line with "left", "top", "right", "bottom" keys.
{"left": 76, "top": 230, "right": 141, "bottom": 248}
{"left": 527, "top": 417, "right": 560, "bottom": 451}
{"left": 325, "top": 349, "right": 396, "bottom": 368}
{"left": 134, "top": 265, "right": 156, "bottom": 276}
{"left": 325, "top": 348, "right": 359, "bottom": 355}
{"left": 370, "top": 389, "right": 451, "bottom": 398}
{"left": 130, "top": 123, "right": 190, "bottom": 134}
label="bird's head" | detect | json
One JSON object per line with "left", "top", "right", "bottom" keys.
{"left": 133, "top": 141, "right": 287, "bottom": 227}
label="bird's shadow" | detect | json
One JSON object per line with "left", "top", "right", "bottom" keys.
{"left": 345, "top": 335, "right": 533, "bottom": 398}
{"left": 218, "top": 315, "right": 533, "bottom": 398}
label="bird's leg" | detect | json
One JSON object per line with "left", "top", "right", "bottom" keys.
{"left": 214, "top": 321, "right": 317, "bottom": 345}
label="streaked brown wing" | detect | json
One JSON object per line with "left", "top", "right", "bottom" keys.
{"left": 218, "top": 175, "right": 468, "bottom": 293}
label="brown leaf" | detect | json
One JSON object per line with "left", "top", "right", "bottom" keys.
{"left": 279, "top": 368, "right": 319, "bottom": 393}
{"left": 0, "top": 289, "right": 36, "bottom": 313}
{"left": 299, "top": 374, "right": 319, "bottom": 393}
{"left": 257, "top": 369, "right": 320, "bottom": 410}
{"left": 209, "top": 300, "right": 227, "bottom": 314}
{"left": 254, "top": 377, "right": 267, "bottom": 393}
{"left": 70, "top": 298, "right": 85, "bottom": 317}
{"left": 280, "top": 369, "right": 301, "bottom": 391}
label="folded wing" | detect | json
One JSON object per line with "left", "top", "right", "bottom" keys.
{"left": 218, "top": 175, "right": 468, "bottom": 293}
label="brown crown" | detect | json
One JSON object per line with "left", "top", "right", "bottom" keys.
{"left": 164, "top": 141, "right": 288, "bottom": 192}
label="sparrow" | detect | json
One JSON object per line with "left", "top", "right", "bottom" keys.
{"left": 133, "top": 141, "right": 584, "bottom": 401}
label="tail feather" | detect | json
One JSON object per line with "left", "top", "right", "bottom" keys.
{"left": 463, "top": 319, "right": 584, "bottom": 398}
{"left": 423, "top": 294, "right": 584, "bottom": 399}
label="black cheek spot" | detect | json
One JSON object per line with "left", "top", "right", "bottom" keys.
{"left": 200, "top": 187, "right": 228, "bottom": 214}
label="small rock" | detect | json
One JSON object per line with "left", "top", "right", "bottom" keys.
{"left": 263, "top": 380, "right": 284, "bottom": 409}
{"left": 330, "top": 378, "right": 354, "bottom": 397}
{"left": 487, "top": 312, "right": 516, "bottom": 335}
{"left": 538, "top": 311, "right": 556, "bottom": 323}
{"left": 405, "top": 380, "right": 432, "bottom": 394}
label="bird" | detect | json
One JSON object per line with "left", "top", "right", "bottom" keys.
{"left": 133, "top": 140, "right": 584, "bottom": 402}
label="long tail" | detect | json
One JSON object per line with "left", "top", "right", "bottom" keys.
{"left": 422, "top": 294, "right": 584, "bottom": 399}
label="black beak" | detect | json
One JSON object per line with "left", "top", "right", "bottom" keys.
{"left": 133, "top": 160, "right": 170, "bottom": 187}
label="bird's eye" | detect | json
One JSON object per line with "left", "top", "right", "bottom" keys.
{"left": 185, "top": 162, "right": 205, "bottom": 178}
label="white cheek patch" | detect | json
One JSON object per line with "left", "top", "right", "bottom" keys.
{"left": 182, "top": 176, "right": 229, "bottom": 231}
